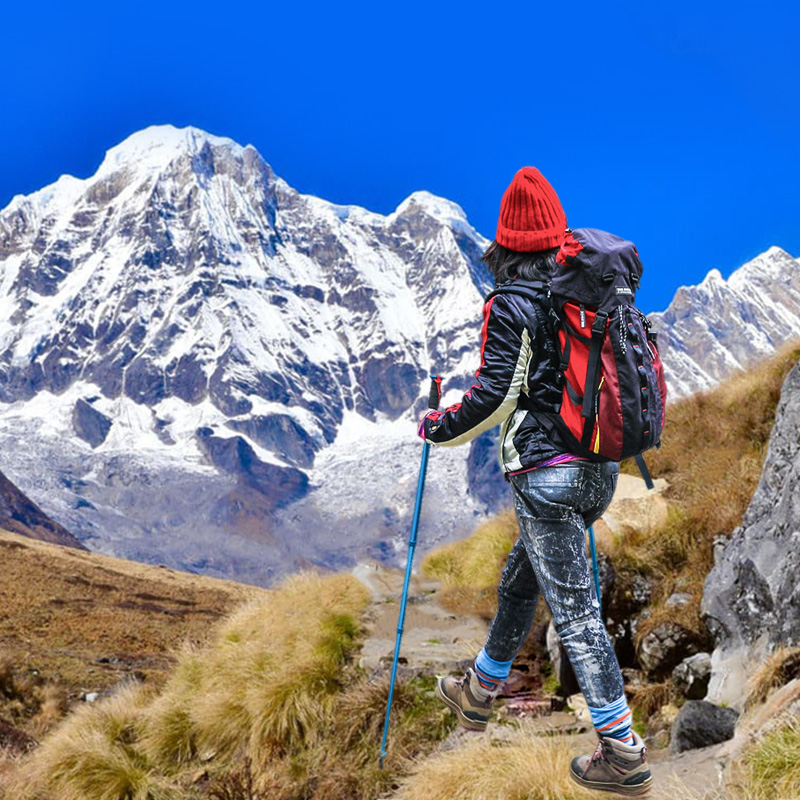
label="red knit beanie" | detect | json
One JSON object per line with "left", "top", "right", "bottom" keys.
{"left": 495, "top": 167, "right": 568, "bottom": 252}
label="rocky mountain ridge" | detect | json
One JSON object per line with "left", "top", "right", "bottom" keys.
{"left": 649, "top": 246, "right": 800, "bottom": 398}
{"left": 0, "top": 468, "right": 84, "bottom": 549}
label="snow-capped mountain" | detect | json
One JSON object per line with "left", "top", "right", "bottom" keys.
{"left": 649, "top": 247, "right": 800, "bottom": 398}
{"left": 0, "top": 123, "right": 797, "bottom": 584}
{"left": 0, "top": 125, "right": 497, "bottom": 583}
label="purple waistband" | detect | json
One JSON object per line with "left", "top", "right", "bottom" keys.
{"left": 507, "top": 453, "right": 590, "bottom": 477}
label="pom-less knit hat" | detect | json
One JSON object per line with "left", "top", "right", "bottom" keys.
{"left": 495, "top": 167, "right": 568, "bottom": 252}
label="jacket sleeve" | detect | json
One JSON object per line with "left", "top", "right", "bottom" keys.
{"left": 422, "top": 295, "right": 535, "bottom": 447}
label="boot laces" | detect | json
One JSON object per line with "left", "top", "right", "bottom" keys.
{"left": 589, "top": 740, "right": 609, "bottom": 767}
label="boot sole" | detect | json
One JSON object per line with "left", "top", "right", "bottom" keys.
{"left": 435, "top": 678, "right": 488, "bottom": 732}
{"left": 569, "top": 768, "right": 652, "bottom": 796}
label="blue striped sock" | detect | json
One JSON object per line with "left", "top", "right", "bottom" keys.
{"left": 473, "top": 648, "right": 513, "bottom": 695}
{"left": 587, "top": 694, "right": 635, "bottom": 745}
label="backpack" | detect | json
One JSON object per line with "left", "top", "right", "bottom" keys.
{"left": 487, "top": 228, "right": 667, "bottom": 466}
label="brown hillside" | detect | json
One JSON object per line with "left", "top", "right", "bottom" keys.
{"left": 0, "top": 527, "right": 263, "bottom": 737}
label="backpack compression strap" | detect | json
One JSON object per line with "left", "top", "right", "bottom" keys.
{"left": 580, "top": 308, "right": 609, "bottom": 448}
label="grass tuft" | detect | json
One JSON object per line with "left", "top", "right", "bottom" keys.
{"left": 10, "top": 683, "right": 182, "bottom": 800}
{"left": 422, "top": 509, "right": 518, "bottom": 590}
{"left": 395, "top": 729, "right": 598, "bottom": 800}
{"left": 9, "top": 570, "right": 455, "bottom": 800}
{"left": 745, "top": 648, "right": 800, "bottom": 711}
{"left": 734, "top": 717, "right": 800, "bottom": 800}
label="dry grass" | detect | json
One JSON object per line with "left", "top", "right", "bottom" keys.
{"left": 422, "top": 509, "right": 519, "bottom": 589}
{"left": 9, "top": 570, "right": 455, "bottom": 800}
{"left": 628, "top": 680, "right": 673, "bottom": 719}
{"left": 0, "top": 528, "right": 257, "bottom": 709}
{"left": 421, "top": 510, "right": 519, "bottom": 617}
{"left": 394, "top": 729, "right": 599, "bottom": 800}
{"left": 8, "top": 682, "right": 182, "bottom": 800}
{"left": 745, "top": 648, "right": 800, "bottom": 711}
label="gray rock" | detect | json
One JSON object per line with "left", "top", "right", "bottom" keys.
{"left": 227, "top": 413, "right": 318, "bottom": 469}
{"left": 670, "top": 700, "right": 739, "bottom": 753}
{"left": 665, "top": 592, "right": 693, "bottom": 607}
{"left": 636, "top": 622, "right": 702, "bottom": 678}
{"left": 672, "top": 652, "right": 712, "bottom": 700}
{"left": 72, "top": 399, "right": 112, "bottom": 448}
{"left": 702, "top": 360, "right": 800, "bottom": 708}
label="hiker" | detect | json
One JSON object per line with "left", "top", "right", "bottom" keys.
{"left": 418, "top": 167, "right": 653, "bottom": 796}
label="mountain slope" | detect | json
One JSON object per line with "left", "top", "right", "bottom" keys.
{"left": 0, "top": 527, "right": 260, "bottom": 696}
{"left": 1, "top": 123, "right": 798, "bottom": 583}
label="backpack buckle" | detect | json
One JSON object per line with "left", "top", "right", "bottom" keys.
{"left": 591, "top": 309, "right": 609, "bottom": 336}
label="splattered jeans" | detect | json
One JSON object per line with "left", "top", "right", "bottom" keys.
{"left": 484, "top": 460, "right": 624, "bottom": 707}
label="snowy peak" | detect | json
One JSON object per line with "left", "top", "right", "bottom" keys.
{"left": 650, "top": 247, "right": 800, "bottom": 398}
{"left": 393, "top": 190, "right": 470, "bottom": 224}
{"left": 96, "top": 124, "right": 250, "bottom": 175}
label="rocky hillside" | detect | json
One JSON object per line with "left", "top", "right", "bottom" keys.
{"left": 0, "top": 469, "right": 84, "bottom": 549}
{"left": 702, "top": 357, "right": 800, "bottom": 708}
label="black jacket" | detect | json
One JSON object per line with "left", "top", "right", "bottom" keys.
{"left": 422, "top": 290, "right": 568, "bottom": 472}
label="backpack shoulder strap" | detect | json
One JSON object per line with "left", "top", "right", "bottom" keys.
{"left": 485, "top": 279, "right": 549, "bottom": 305}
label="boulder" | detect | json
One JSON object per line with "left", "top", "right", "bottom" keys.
{"left": 702, "top": 360, "right": 800, "bottom": 708}
{"left": 670, "top": 700, "right": 739, "bottom": 754}
{"left": 672, "top": 652, "right": 712, "bottom": 700}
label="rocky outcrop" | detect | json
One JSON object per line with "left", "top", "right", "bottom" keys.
{"left": 702, "top": 359, "right": 800, "bottom": 708}
{"left": 195, "top": 428, "right": 308, "bottom": 512}
{"left": 637, "top": 622, "right": 705, "bottom": 679}
{"left": 649, "top": 247, "right": 800, "bottom": 399}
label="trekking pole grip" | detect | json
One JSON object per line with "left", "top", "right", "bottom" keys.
{"left": 428, "top": 375, "right": 442, "bottom": 410}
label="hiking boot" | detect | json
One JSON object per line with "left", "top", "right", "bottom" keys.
{"left": 436, "top": 667, "right": 495, "bottom": 731}
{"left": 569, "top": 730, "right": 653, "bottom": 796}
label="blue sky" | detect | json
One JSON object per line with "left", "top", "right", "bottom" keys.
{"left": 1, "top": 1, "right": 798, "bottom": 313}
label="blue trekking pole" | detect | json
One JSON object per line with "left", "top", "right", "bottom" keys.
{"left": 588, "top": 524, "right": 602, "bottom": 616}
{"left": 379, "top": 374, "right": 442, "bottom": 769}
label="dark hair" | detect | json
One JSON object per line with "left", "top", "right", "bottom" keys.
{"left": 480, "top": 240, "right": 560, "bottom": 285}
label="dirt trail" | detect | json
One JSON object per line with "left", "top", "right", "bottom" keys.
{"left": 352, "top": 561, "right": 726, "bottom": 800}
